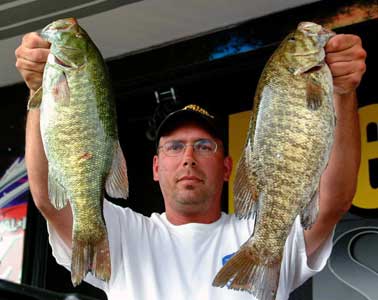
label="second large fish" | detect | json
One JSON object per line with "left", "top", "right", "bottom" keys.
{"left": 28, "top": 18, "right": 129, "bottom": 286}
{"left": 213, "top": 22, "right": 335, "bottom": 299}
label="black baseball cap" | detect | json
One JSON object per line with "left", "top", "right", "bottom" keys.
{"left": 155, "top": 104, "right": 222, "bottom": 148}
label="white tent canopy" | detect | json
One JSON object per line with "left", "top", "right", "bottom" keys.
{"left": 0, "top": 0, "right": 317, "bottom": 87}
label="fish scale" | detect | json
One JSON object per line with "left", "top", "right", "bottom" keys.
{"left": 28, "top": 18, "right": 129, "bottom": 286}
{"left": 213, "top": 22, "right": 335, "bottom": 299}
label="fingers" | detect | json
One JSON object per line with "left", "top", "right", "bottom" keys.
{"left": 15, "top": 58, "right": 45, "bottom": 92}
{"left": 15, "top": 46, "right": 50, "bottom": 63}
{"left": 326, "top": 35, "right": 366, "bottom": 64}
{"left": 15, "top": 57, "right": 46, "bottom": 73}
{"left": 327, "top": 60, "right": 366, "bottom": 78}
{"left": 15, "top": 32, "right": 50, "bottom": 63}
{"left": 15, "top": 32, "right": 50, "bottom": 91}
{"left": 325, "top": 34, "right": 361, "bottom": 52}
{"left": 325, "top": 34, "right": 367, "bottom": 95}
{"left": 22, "top": 32, "right": 50, "bottom": 49}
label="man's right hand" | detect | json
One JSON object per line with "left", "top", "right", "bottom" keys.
{"left": 15, "top": 32, "right": 50, "bottom": 93}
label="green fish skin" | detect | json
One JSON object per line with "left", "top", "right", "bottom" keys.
{"left": 213, "top": 22, "right": 335, "bottom": 299}
{"left": 28, "top": 18, "right": 128, "bottom": 286}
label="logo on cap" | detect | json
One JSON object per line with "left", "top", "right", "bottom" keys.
{"left": 182, "top": 104, "right": 214, "bottom": 119}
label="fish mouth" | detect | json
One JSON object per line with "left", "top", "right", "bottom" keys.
{"left": 297, "top": 22, "right": 336, "bottom": 49}
{"left": 40, "top": 18, "right": 81, "bottom": 45}
{"left": 320, "top": 27, "right": 335, "bottom": 36}
{"left": 298, "top": 22, "right": 335, "bottom": 35}
{"left": 42, "top": 18, "right": 78, "bottom": 33}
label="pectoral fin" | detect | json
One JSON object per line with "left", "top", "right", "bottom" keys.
{"left": 105, "top": 141, "right": 129, "bottom": 199}
{"left": 53, "top": 72, "right": 70, "bottom": 106}
{"left": 300, "top": 188, "right": 320, "bottom": 230}
{"left": 306, "top": 79, "right": 323, "bottom": 110}
{"left": 233, "top": 137, "right": 259, "bottom": 219}
{"left": 48, "top": 168, "right": 69, "bottom": 210}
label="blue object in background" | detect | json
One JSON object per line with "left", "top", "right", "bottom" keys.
{"left": 209, "top": 36, "right": 263, "bottom": 60}
{"left": 0, "top": 157, "right": 29, "bottom": 209}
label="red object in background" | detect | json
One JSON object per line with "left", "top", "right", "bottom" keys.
{"left": 0, "top": 203, "right": 27, "bottom": 283}
{"left": 0, "top": 157, "right": 29, "bottom": 283}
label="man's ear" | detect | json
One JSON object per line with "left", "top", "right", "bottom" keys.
{"left": 153, "top": 155, "right": 159, "bottom": 181}
{"left": 223, "top": 156, "right": 233, "bottom": 181}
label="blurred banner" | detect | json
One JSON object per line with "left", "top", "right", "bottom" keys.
{"left": 0, "top": 157, "right": 29, "bottom": 283}
{"left": 353, "top": 104, "right": 378, "bottom": 211}
{"left": 313, "top": 103, "right": 378, "bottom": 300}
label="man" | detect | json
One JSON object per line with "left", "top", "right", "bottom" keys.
{"left": 15, "top": 30, "right": 365, "bottom": 299}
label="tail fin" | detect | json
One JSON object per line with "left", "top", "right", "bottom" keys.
{"left": 71, "top": 231, "right": 111, "bottom": 286}
{"left": 212, "top": 246, "right": 280, "bottom": 300}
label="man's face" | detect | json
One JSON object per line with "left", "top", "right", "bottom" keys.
{"left": 153, "top": 123, "right": 232, "bottom": 221}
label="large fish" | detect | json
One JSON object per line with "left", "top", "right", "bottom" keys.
{"left": 28, "top": 18, "right": 129, "bottom": 286}
{"left": 213, "top": 22, "right": 335, "bottom": 299}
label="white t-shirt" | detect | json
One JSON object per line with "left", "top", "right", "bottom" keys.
{"left": 48, "top": 200, "right": 333, "bottom": 300}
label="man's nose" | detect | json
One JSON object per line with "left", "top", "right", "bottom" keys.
{"left": 182, "top": 145, "right": 197, "bottom": 167}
